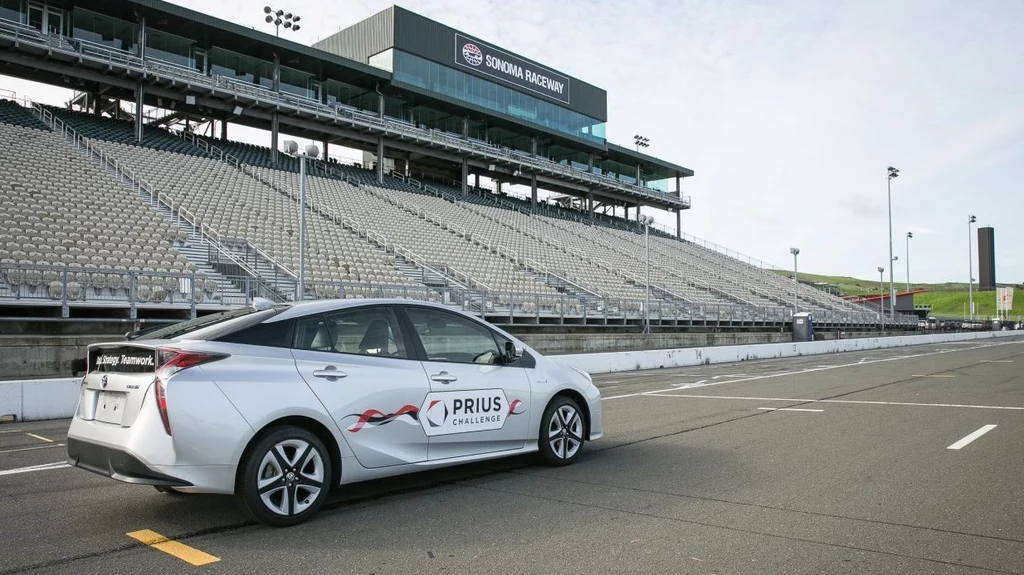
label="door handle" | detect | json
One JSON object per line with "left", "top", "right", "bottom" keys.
{"left": 430, "top": 371, "right": 457, "bottom": 384}
{"left": 313, "top": 367, "right": 347, "bottom": 380}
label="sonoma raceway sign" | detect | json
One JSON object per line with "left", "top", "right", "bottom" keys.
{"left": 455, "top": 34, "right": 570, "bottom": 104}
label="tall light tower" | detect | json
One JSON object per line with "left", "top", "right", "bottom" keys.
{"left": 640, "top": 214, "right": 654, "bottom": 334}
{"left": 968, "top": 214, "right": 977, "bottom": 321}
{"left": 264, "top": 6, "right": 301, "bottom": 36}
{"left": 282, "top": 140, "right": 320, "bottom": 300}
{"left": 886, "top": 166, "right": 899, "bottom": 317}
{"left": 905, "top": 231, "right": 913, "bottom": 292}
{"left": 634, "top": 135, "right": 649, "bottom": 187}
{"left": 790, "top": 247, "right": 800, "bottom": 313}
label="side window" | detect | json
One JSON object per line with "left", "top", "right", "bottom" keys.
{"left": 215, "top": 319, "right": 294, "bottom": 348}
{"left": 406, "top": 307, "right": 501, "bottom": 365}
{"left": 293, "top": 307, "right": 407, "bottom": 359}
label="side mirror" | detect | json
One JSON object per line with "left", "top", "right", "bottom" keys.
{"left": 503, "top": 341, "right": 524, "bottom": 364}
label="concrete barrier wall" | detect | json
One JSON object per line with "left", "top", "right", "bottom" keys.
{"left": 1, "top": 331, "right": 1020, "bottom": 422}
{"left": 0, "top": 377, "right": 80, "bottom": 422}
{"left": 553, "top": 330, "right": 1022, "bottom": 374}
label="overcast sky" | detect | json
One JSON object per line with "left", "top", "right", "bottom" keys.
{"left": 5, "top": 0, "right": 1021, "bottom": 283}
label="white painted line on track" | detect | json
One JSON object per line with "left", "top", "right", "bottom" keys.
{"left": 600, "top": 339, "right": 1021, "bottom": 401}
{"left": 947, "top": 425, "right": 997, "bottom": 450}
{"left": 0, "top": 429, "right": 24, "bottom": 434}
{"left": 980, "top": 360, "right": 1014, "bottom": 363}
{"left": 0, "top": 443, "right": 65, "bottom": 454}
{"left": 645, "top": 393, "right": 1024, "bottom": 411}
{"left": 26, "top": 433, "right": 54, "bottom": 443}
{"left": 911, "top": 374, "right": 956, "bottom": 378}
{"left": 0, "top": 461, "right": 70, "bottom": 476}
{"left": 757, "top": 407, "right": 824, "bottom": 413}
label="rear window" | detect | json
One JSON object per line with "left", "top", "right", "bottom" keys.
{"left": 132, "top": 307, "right": 287, "bottom": 342}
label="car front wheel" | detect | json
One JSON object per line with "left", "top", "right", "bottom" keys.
{"left": 237, "top": 426, "right": 331, "bottom": 527}
{"left": 539, "top": 396, "right": 585, "bottom": 466}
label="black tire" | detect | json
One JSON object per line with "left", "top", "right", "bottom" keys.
{"left": 538, "top": 396, "right": 586, "bottom": 466}
{"left": 236, "top": 425, "right": 332, "bottom": 527}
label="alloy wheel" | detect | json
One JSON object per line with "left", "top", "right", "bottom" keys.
{"left": 256, "top": 438, "right": 325, "bottom": 516}
{"left": 547, "top": 405, "right": 583, "bottom": 460}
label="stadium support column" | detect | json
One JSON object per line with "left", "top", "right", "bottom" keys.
{"left": 530, "top": 174, "right": 538, "bottom": 208}
{"left": 271, "top": 113, "right": 280, "bottom": 164}
{"left": 322, "top": 140, "right": 328, "bottom": 161}
{"left": 134, "top": 16, "right": 146, "bottom": 144}
{"left": 376, "top": 137, "right": 385, "bottom": 184}
{"left": 461, "top": 157, "right": 468, "bottom": 195}
{"left": 474, "top": 173, "right": 480, "bottom": 189}
{"left": 676, "top": 175, "right": 683, "bottom": 239}
{"left": 134, "top": 82, "right": 144, "bottom": 144}
{"left": 220, "top": 119, "right": 227, "bottom": 140}
{"left": 587, "top": 189, "right": 594, "bottom": 220}
{"left": 271, "top": 53, "right": 280, "bottom": 165}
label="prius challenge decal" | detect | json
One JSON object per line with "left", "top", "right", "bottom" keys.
{"left": 347, "top": 397, "right": 526, "bottom": 434}
{"left": 346, "top": 405, "right": 420, "bottom": 433}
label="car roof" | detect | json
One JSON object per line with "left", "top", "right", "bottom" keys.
{"left": 269, "top": 298, "right": 475, "bottom": 322}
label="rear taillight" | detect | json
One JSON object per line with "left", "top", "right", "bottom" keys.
{"left": 154, "top": 376, "right": 171, "bottom": 435}
{"left": 153, "top": 348, "right": 228, "bottom": 436}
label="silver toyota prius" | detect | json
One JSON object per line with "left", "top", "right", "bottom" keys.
{"left": 66, "top": 299, "right": 602, "bottom": 526}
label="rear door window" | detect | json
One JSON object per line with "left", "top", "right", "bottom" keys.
{"left": 293, "top": 307, "right": 408, "bottom": 359}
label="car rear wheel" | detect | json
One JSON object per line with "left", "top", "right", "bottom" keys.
{"left": 539, "top": 396, "right": 585, "bottom": 466}
{"left": 237, "top": 426, "right": 331, "bottom": 527}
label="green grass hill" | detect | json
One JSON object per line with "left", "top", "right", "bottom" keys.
{"left": 772, "top": 270, "right": 1023, "bottom": 319}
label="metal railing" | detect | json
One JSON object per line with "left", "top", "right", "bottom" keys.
{"left": 0, "top": 261, "right": 917, "bottom": 327}
{"left": 32, "top": 104, "right": 296, "bottom": 303}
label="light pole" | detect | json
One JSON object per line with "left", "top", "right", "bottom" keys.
{"left": 886, "top": 166, "right": 899, "bottom": 317}
{"left": 968, "top": 214, "right": 976, "bottom": 321}
{"left": 263, "top": 6, "right": 301, "bottom": 36}
{"left": 905, "top": 231, "right": 913, "bottom": 292}
{"left": 283, "top": 140, "right": 319, "bottom": 300}
{"left": 633, "top": 134, "right": 649, "bottom": 153}
{"left": 640, "top": 214, "right": 654, "bottom": 334}
{"left": 878, "top": 266, "right": 886, "bottom": 332}
{"left": 790, "top": 247, "right": 800, "bottom": 313}
{"left": 634, "top": 135, "right": 649, "bottom": 186}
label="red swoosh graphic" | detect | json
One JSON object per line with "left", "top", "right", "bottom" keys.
{"left": 347, "top": 404, "right": 419, "bottom": 433}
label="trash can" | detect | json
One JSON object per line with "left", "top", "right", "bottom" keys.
{"left": 992, "top": 318, "right": 1002, "bottom": 331}
{"left": 792, "top": 312, "right": 814, "bottom": 342}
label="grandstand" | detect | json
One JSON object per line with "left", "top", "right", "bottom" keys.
{"left": 0, "top": 1, "right": 913, "bottom": 330}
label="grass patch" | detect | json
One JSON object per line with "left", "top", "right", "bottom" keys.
{"left": 914, "top": 291, "right": 1024, "bottom": 319}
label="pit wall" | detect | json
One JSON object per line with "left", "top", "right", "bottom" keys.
{"left": 0, "top": 331, "right": 1019, "bottom": 422}
{"left": 555, "top": 330, "right": 1022, "bottom": 374}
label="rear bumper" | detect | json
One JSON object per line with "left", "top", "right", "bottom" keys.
{"left": 66, "top": 438, "right": 193, "bottom": 487}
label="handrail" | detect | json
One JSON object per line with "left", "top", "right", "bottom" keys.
{"left": 32, "top": 103, "right": 295, "bottom": 301}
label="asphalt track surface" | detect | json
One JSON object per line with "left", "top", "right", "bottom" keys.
{"left": 1, "top": 337, "right": 1023, "bottom": 574}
